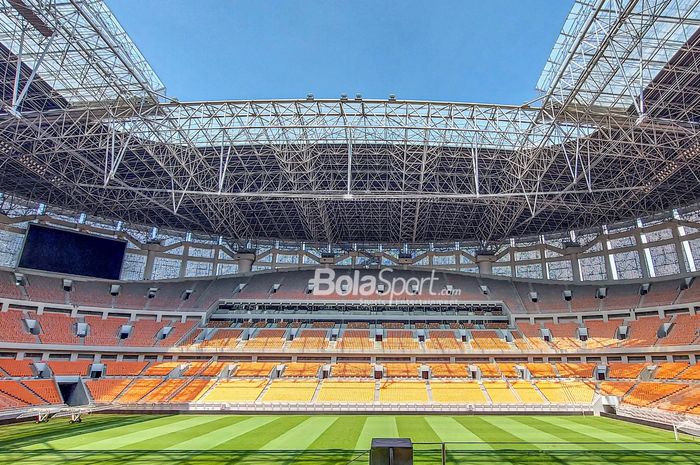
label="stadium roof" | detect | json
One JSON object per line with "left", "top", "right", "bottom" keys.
{"left": 0, "top": 0, "right": 700, "bottom": 245}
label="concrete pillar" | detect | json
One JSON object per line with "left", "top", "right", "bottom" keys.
{"left": 235, "top": 251, "right": 256, "bottom": 274}
{"left": 143, "top": 249, "right": 158, "bottom": 280}
{"left": 475, "top": 254, "right": 495, "bottom": 275}
{"left": 672, "top": 226, "right": 689, "bottom": 274}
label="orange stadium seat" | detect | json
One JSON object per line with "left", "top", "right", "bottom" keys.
{"left": 653, "top": 362, "right": 689, "bottom": 379}
{"left": 104, "top": 361, "right": 148, "bottom": 376}
{"left": 658, "top": 314, "right": 700, "bottom": 346}
{"left": 0, "top": 359, "right": 34, "bottom": 377}
{"left": 118, "top": 378, "right": 164, "bottom": 404}
{"left": 48, "top": 360, "right": 92, "bottom": 376}
{"left": 383, "top": 362, "right": 421, "bottom": 378}
{"left": 331, "top": 363, "right": 372, "bottom": 378}
{"left": 233, "top": 362, "right": 277, "bottom": 377}
{"left": 382, "top": 330, "right": 419, "bottom": 351}
{"left": 337, "top": 330, "right": 374, "bottom": 351}
{"left": 283, "top": 362, "right": 322, "bottom": 377}
{"left": 86, "top": 378, "right": 131, "bottom": 403}
{"left": 170, "top": 378, "right": 216, "bottom": 403}
{"left": 200, "top": 329, "right": 242, "bottom": 348}
{"left": 289, "top": 330, "right": 329, "bottom": 350}
{"left": 624, "top": 382, "right": 688, "bottom": 407}
{"left": 0, "top": 311, "right": 36, "bottom": 344}
{"left": 557, "top": 363, "right": 596, "bottom": 378}
{"left": 607, "top": 362, "right": 648, "bottom": 379}
{"left": 429, "top": 363, "right": 469, "bottom": 378}
{"left": 424, "top": 330, "right": 464, "bottom": 351}
{"left": 21, "top": 380, "right": 62, "bottom": 404}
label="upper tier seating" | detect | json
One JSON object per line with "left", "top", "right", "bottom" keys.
{"left": 25, "top": 275, "right": 65, "bottom": 304}
{"left": 382, "top": 330, "right": 419, "bottom": 351}
{"left": 316, "top": 380, "right": 375, "bottom": 403}
{"left": 623, "top": 316, "right": 667, "bottom": 347}
{"left": 470, "top": 331, "right": 511, "bottom": 350}
{"left": 545, "top": 322, "right": 583, "bottom": 350}
{"left": 0, "top": 310, "right": 36, "bottom": 343}
{"left": 556, "top": 363, "right": 596, "bottom": 378}
{"left": 104, "top": 361, "right": 148, "bottom": 376}
{"left": 156, "top": 321, "right": 197, "bottom": 347}
{"left": 201, "top": 329, "right": 242, "bottom": 348}
{"left": 608, "top": 362, "right": 648, "bottom": 379}
{"left": 199, "top": 361, "right": 227, "bottom": 377}
{"left": 424, "top": 330, "right": 463, "bottom": 351}
{"left": 430, "top": 381, "right": 486, "bottom": 403}
{"left": 289, "top": 330, "right": 329, "bottom": 351}
{"left": 34, "top": 312, "right": 81, "bottom": 345}
{"left": 233, "top": 362, "right": 277, "bottom": 377}
{"left": 429, "top": 363, "right": 469, "bottom": 378}
{"left": 71, "top": 281, "right": 114, "bottom": 308}
{"left": 261, "top": 380, "right": 318, "bottom": 402}
{"left": 496, "top": 363, "right": 519, "bottom": 378}
{"left": 84, "top": 315, "right": 126, "bottom": 346}
{"left": 86, "top": 378, "right": 131, "bottom": 403}
{"left": 525, "top": 363, "right": 556, "bottom": 378}
{"left": 653, "top": 362, "right": 690, "bottom": 379}
{"left": 202, "top": 380, "right": 267, "bottom": 403}
{"left": 0, "top": 272, "right": 21, "bottom": 299}
{"left": 584, "top": 319, "right": 621, "bottom": 348}
{"left": 383, "top": 363, "right": 421, "bottom": 378}
{"left": 48, "top": 360, "right": 92, "bottom": 376}
{"left": 123, "top": 320, "right": 168, "bottom": 347}
{"left": 476, "top": 363, "right": 501, "bottom": 378}
{"left": 337, "top": 330, "right": 374, "bottom": 351}
{"left": 0, "top": 359, "right": 34, "bottom": 377}
{"left": 331, "top": 363, "right": 372, "bottom": 378}
{"left": 658, "top": 314, "right": 700, "bottom": 346}
{"left": 656, "top": 386, "right": 700, "bottom": 414}
{"left": 243, "top": 329, "right": 286, "bottom": 350}
{"left": 283, "top": 362, "right": 322, "bottom": 378}
{"left": 379, "top": 380, "right": 428, "bottom": 403}
{"left": 144, "top": 362, "right": 180, "bottom": 376}
{"left": 678, "top": 364, "right": 700, "bottom": 380}
{"left": 639, "top": 281, "right": 680, "bottom": 308}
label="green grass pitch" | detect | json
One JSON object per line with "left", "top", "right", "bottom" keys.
{"left": 0, "top": 414, "right": 699, "bottom": 464}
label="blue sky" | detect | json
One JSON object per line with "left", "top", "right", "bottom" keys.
{"left": 106, "top": 1, "right": 573, "bottom": 104}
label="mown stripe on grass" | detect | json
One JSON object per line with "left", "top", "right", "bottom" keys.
{"left": 483, "top": 416, "right": 586, "bottom": 450}
{"left": 453, "top": 416, "right": 521, "bottom": 444}
{"left": 124, "top": 415, "right": 246, "bottom": 450}
{"left": 425, "top": 416, "right": 489, "bottom": 446}
{"left": 21, "top": 415, "right": 191, "bottom": 451}
{"left": 561, "top": 416, "right": 681, "bottom": 450}
{"left": 395, "top": 416, "right": 441, "bottom": 443}
{"left": 355, "top": 416, "right": 398, "bottom": 450}
{"left": 260, "top": 416, "right": 337, "bottom": 451}
{"left": 308, "top": 416, "right": 366, "bottom": 451}
{"left": 68, "top": 415, "right": 218, "bottom": 450}
{"left": 211, "top": 415, "right": 309, "bottom": 451}
{"left": 164, "top": 415, "right": 260, "bottom": 451}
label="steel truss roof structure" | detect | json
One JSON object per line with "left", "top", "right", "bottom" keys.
{"left": 0, "top": 0, "right": 700, "bottom": 245}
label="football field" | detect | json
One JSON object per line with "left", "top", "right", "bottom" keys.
{"left": 0, "top": 413, "right": 699, "bottom": 464}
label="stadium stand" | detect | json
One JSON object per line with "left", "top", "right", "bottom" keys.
{"left": 86, "top": 378, "right": 131, "bottom": 403}
{"left": 118, "top": 379, "right": 164, "bottom": 404}
{"left": 0, "top": 359, "right": 34, "bottom": 377}
{"left": 658, "top": 314, "right": 700, "bottom": 346}
{"left": 21, "top": 380, "right": 62, "bottom": 404}
{"left": 424, "top": 330, "right": 464, "bottom": 351}
{"left": 282, "top": 362, "right": 322, "bottom": 378}
{"left": 653, "top": 362, "right": 690, "bottom": 379}
{"left": 429, "top": 363, "right": 469, "bottom": 378}
{"left": 200, "top": 329, "right": 242, "bottom": 348}
{"left": 84, "top": 315, "right": 126, "bottom": 346}
{"left": 379, "top": 380, "right": 428, "bottom": 403}
{"left": 233, "top": 362, "right": 277, "bottom": 377}
{"left": 331, "top": 363, "right": 372, "bottom": 378}
{"left": 382, "top": 330, "right": 420, "bottom": 351}
{"left": 202, "top": 380, "right": 268, "bottom": 403}
{"left": 511, "top": 381, "right": 546, "bottom": 403}
{"left": 0, "top": 310, "right": 37, "bottom": 343}
{"left": 557, "top": 363, "right": 596, "bottom": 378}
{"left": 316, "top": 380, "right": 375, "bottom": 403}
{"left": 261, "top": 380, "right": 318, "bottom": 402}
{"left": 47, "top": 360, "right": 92, "bottom": 376}
{"left": 289, "top": 329, "right": 329, "bottom": 350}
{"left": 430, "top": 381, "right": 486, "bottom": 403}
{"left": 337, "top": 330, "right": 374, "bottom": 351}
{"left": 104, "top": 361, "right": 148, "bottom": 376}
{"left": 608, "top": 362, "right": 648, "bottom": 379}
{"left": 623, "top": 382, "right": 688, "bottom": 407}
{"left": 483, "top": 381, "right": 518, "bottom": 403}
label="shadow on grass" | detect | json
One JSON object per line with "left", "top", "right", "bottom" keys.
{"left": 0, "top": 415, "right": 171, "bottom": 449}
{"left": 0, "top": 449, "right": 699, "bottom": 465}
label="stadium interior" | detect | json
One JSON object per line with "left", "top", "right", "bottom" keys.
{"left": 1, "top": 0, "right": 700, "bottom": 464}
